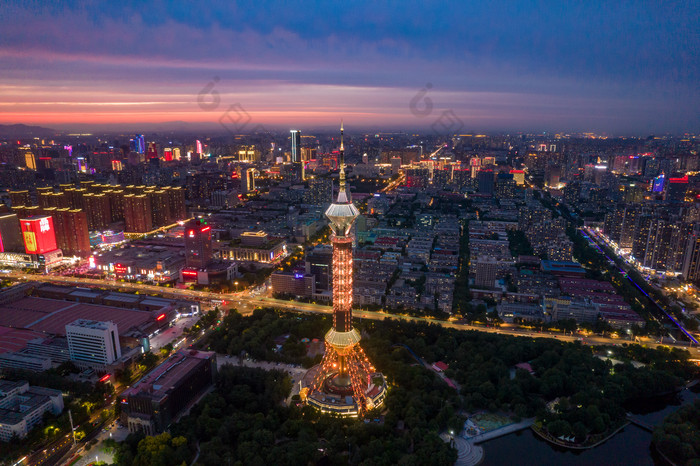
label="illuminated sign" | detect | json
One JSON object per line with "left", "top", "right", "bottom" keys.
{"left": 114, "top": 263, "right": 127, "bottom": 274}
{"left": 156, "top": 313, "right": 166, "bottom": 321}
{"left": 98, "top": 374, "right": 111, "bottom": 383}
{"left": 88, "top": 256, "right": 96, "bottom": 269}
{"left": 200, "top": 226, "right": 210, "bottom": 232}
{"left": 39, "top": 217, "right": 50, "bottom": 233}
{"left": 188, "top": 230, "right": 194, "bottom": 238}
{"left": 20, "top": 216, "right": 57, "bottom": 255}
{"left": 652, "top": 175, "right": 665, "bottom": 193}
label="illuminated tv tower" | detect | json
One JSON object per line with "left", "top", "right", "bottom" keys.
{"left": 305, "top": 121, "right": 386, "bottom": 416}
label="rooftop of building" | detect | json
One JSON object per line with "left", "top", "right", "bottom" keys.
{"left": 0, "top": 297, "right": 152, "bottom": 337}
{"left": 540, "top": 260, "right": 587, "bottom": 275}
{"left": 0, "top": 326, "right": 46, "bottom": 354}
{"left": 65, "top": 319, "right": 115, "bottom": 331}
{"left": 121, "top": 350, "right": 214, "bottom": 402}
{"left": 0, "top": 381, "right": 62, "bottom": 426}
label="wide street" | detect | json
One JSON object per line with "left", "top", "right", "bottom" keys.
{"left": 5, "top": 272, "right": 696, "bottom": 353}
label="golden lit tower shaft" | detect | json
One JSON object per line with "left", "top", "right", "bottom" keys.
{"left": 323, "top": 120, "right": 361, "bottom": 380}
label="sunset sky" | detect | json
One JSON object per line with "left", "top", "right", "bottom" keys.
{"left": 0, "top": 1, "right": 698, "bottom": 134}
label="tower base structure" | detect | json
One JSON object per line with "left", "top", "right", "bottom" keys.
{"left": 302, "top": 341, "right": 387, "bottom": 417}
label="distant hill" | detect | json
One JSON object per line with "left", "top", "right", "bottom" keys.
{"left": 0, "top": 124, "right": 58, "bottom": 138}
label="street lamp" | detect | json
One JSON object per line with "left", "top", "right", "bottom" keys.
{"left": 234, "top": 281, "right": 239, "bottom": 292}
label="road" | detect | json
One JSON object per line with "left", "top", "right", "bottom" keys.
{"left": 380, "top": 172, "right": 405, "bottom": 193}
{"left": 5, "top": 272, "right": 694, "bottom": 352}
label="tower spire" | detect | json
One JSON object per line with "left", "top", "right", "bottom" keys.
{"left": 339, "top": 119, "right": 347, "bottom": 197}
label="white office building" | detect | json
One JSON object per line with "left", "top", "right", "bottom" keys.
{"left": 66, "top": 319, "right": 122, "bottom": 368}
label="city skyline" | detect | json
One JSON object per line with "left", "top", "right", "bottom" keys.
{"left": 1, "top": 2, "right": 700, "bottom": 464}
{"left": 1, "top": 1, "right": 698, "bottom": 134}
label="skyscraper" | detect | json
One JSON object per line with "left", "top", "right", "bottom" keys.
{"left": 184, "top": 219, "right": 212, "bottom": 268}
{"left": 290, "top": 130, "right": 301, "bottom": 163}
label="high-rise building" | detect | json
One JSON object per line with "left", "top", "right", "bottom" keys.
{"left": 305, "top": 245, "right": 333, "bottom": 292}
{"left": 132, "top": 134, "right": 145, "bottom": 154}
{"left": 300, "top": 147, "right": 316, "bottom": 162}
{"left": 83, "top": 193, "right": 111, "bottom": 231}
{"left": 306, "top": 123, "right": 386, "bottom": 417}
{"left": 66, "top": 319, "right": 121, "bottom": 367}
{"left": 474, "top": 255, "right": 499, "bottom": 288}
{"left": 683, "top": 228, "right": 700, "bottom": 282}
{"left": 469, "top": 157, "right": 482, "bottom": 178}
{"left": 290, "top": 130, "right": 301, "bottom": 163}
{"left": 148, "top": 189, "right": 172, "bottom": 227}
{"left": 0, "top": 213, "right": 25, "bottom": 253}
{"left": 631, "top": 214, "right": 652, "bottom": 260}
{"left": 64, "top": 188, "right": 87, "bottom": 211}
{"left": 104, "top": 189, "right": 125, "bottom": 222}
{"left": 510, "top": 169, "right": 525, "bottom": 186}
{"left": 619, "top": 206, "right": 640, "bottom": 250}
{"left": 51, "top": 209, "right": 90, "bottom": 258}
{"left": 603, "top": 204, "right": 626, "bottom": 243}
{"left": 9, "top": 191, "right": 31, "bottom": 208}
{"left": 238, "top": 146, "right": 260, "bottom": 162}
{"left": 666, "top": 176, "right": 689, "bottom": 202}
{"left": 23, "top": 151, "right": 37, "bottom": 170}
{"left": 496, "top": 172, "right": 516, "bottom": 198}
{"left": 123, "top": 194, "right": 153, "bottom": 233}
{"left": 477, "top": 169, "right": 495, "bottom": 195}
{"left": 146, "top": 142, "right": 158, "bottom": 159}
{"left": 165, "top": 186, "right": 186, "bottom": 221}
{"left": 244, "top": 168, "right": 256, "bottom": 193}
{"left": 391, "top": 156, "right": 401, "bottom": 175}
{"left": 184, "top": 219, "right": 212, "bottom": 268}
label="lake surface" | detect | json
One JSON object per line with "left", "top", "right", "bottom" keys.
{"left": 480, "top": 386, "right": 700, "bottom": 465}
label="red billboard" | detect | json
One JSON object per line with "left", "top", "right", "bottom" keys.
{"left": 20, "top": 216, "right": 58, "bottom": 254}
